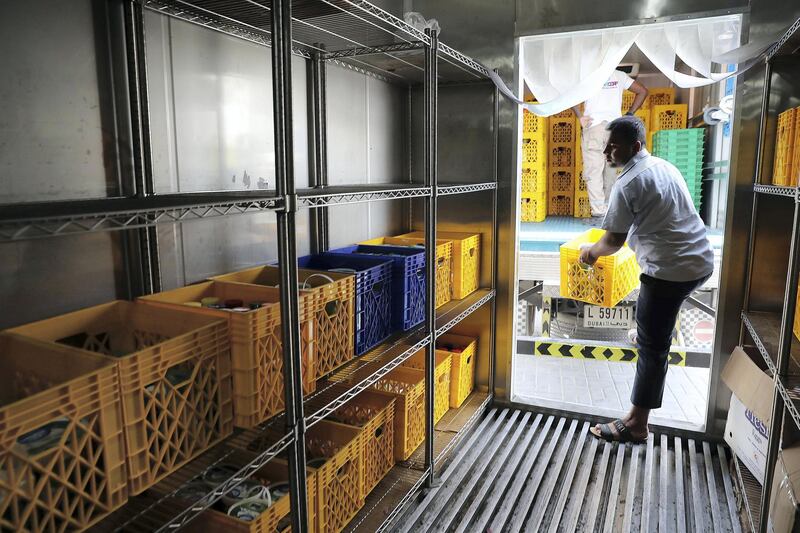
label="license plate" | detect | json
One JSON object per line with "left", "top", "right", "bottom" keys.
{"left": 583, "top": 305, "right": 634, "bottom": 329}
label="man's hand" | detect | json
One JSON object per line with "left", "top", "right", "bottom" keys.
{"left": 579, "top": 243, "right": 597, "bottom": 266}
{"left": 579, "top": 115, "right": 592, "bottom": 128}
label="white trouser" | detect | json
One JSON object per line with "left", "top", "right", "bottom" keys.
{"left": 581, "top": 122, "right": 617, "bottom": 216}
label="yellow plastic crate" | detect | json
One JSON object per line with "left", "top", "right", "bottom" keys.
{"left": 521, "top": 193, "right": 546, "bottom": 222}
{"left": 522, "top": 109, "right": 547, "bottom": 141}
{"left": 575, "top": 169, "right": 587, "bottom": 194}
{"left": 361, "top": 236, "right": 453, "bottom": 308}
{"left": 794, "top": 282, "right": 800, "bottom": 342}
{"left": 774, "top": 108, "right": 797, "bottom": 186}
{"left": 522, "top": 137, "right": 548, "bottom": 168}
{"left": 651, "top": 104, "right": 688, "bottom": 132}
{"left": 792, "top": 110, "right": 800, "bottom": 186}
{"left": 574, "top": 192, "right": 591, "bottom": 218}
{"left": 635, "top": 109, "right": 650, "bottom": 136}
{"left": 401, "top": 349, "right": 452, "bottom": 424}
{"left": 521, "top": 166, "right": 546, "bottom": 195}
{"left": 396, "top": 231, "right": 481, "bottom": 299}
{"left": 436, "top": 334, "right": 477, "bottom": 408}
{"left": 560, "top": 228, "right": 640, "bottom": 307}
{"left": 622, "top": 90, "right": 636, "bottom": 113}
{"left": 366, "top": 367, "right": 425, "bottom": 461}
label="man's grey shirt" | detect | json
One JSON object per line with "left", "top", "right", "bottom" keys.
{"left": 602, "top": 149, "right": 714, "bottom": 282}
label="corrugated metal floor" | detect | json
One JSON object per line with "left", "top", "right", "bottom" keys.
{"left": 393, "top": 408, "right": 743, "bottom": 533}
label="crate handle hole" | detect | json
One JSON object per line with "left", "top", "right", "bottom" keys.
{"left": 325, "top": 300, "right": 340, "bottom": 318}
{"left": 466, "top": 355, "right": 472, "bottom": 364}
{"left": 469, "top": 248, "right": 476, "bottom": 257}
{"left": 416, "top": 269, "right": 425, "bottom": 280}
{"left": 371, "top": 281, "right": 384, "bottom": 295}
{"left": 336, "top": 460, "right": 353, "bottom": 478}
{"left": 437, "top": 257, "right": 446, "bottom": 267}
{"left": 375, "top": 425, "right": 385, "bottom": 439}
{"left": 438, "top": 373, "right": 447, "bottom": 383}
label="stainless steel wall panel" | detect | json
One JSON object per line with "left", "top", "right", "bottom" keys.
{"left": 0, "top": 233, "right": 121, "bottom": 329}
{"left": 169, "top": 211, "right": 310, "bottom": 284}
{"left": 438, "top": 83, "right": 495, "bottom": 184}
{"left": 0, "top": 0, "right": 115, "bottom": 203}
{"left": 146, "top": 13, "right": 309, "bottom": 193}
{"left": 367, "top": 77, "right": 405, "bottom": 184}
{"left": 327, "top": 64, "right": 368, "bottom": 185}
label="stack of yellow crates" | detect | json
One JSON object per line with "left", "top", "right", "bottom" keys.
{"left": 773, "top": 107, "right": 800, "bottom": 187}
{"left": 623, "top": 87, "right": 676, "bottom": 149}
{"left": 521, "top": 107, "right": 548, "bottom": 222}
{"left": 574, "top": 130, "right": 591, "bottom": 218}
{"left": 548, "top": 110, "right": 577, "bottom": 216}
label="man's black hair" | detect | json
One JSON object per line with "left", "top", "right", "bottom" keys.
{"left": 606, "top": 116, "right": 647, "bottom": 147}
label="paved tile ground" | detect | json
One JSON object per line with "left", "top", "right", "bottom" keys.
{"left": 512, "top": 354, "right": 709, "bottom": 432}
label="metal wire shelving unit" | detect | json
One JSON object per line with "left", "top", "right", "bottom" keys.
{"left": 0, "top": 0, "right": 501, "bottom": 531}
{"left": 736, "top": 17, "right": 800, "bottom": 533}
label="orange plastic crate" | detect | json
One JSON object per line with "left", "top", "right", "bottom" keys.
{"left": 8, "top": 301, "right": 234, "bottom": 494}
{"left": 560, "top": 229, "right": 641, "bottom": 307}
{"left": 521, "top": 193, "right": 546, "bottom": 222}
{"left": 436, "top": 334, "right": 477, "bottom": 409}
{"left": 361, "top": 236, "right": 453, "bottom": 308}
{"left": 0, "top": 334, "right": 128, "bottom": 531}
{"left": 647, "top": 87, "right": 676, "bottom": 108}
{"left": 154, "top": 447, "right": 317, "bottom": 533}
{"left": 139, "top": 281, "right": 316, "bottom": 428}
{"left": 326, "top": 389, "right": 395, "bottom": 498}
{"left": 773, "top": 108, "right": 797, "bottom": 186}
{"left": 550, "top": 144, "right": 575, "bottom": 168}
{"left": 401, "top": 349, "right": 452, "bottom": 424}
{"left": 551, "top": 109, "right": 574, "bottom": 119}
{"left": 366, "top": 367, "right": 425, "bottom": 461}
{"left": 549, "top": 168, "right": 574, "bottom": 195}
{"left": 306, "top": 421, "right": 364, "bottom": 533}
{"left": 212, "top": 267, "right": 355, "bottom": 379}
{"left": 395, "top": 231, "right": 481, "bottom": 300}
{"left": 548, "top": 193, "right": 574, "bottom": 216}
{"left": 549, "top": 117, "right": 577, "bottom": 145}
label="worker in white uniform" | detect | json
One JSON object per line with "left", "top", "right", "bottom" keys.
{"left": 580, "top": 116, "right": 714, "bottom": 443}
{"left": 572, "top": 70, "right": 648, "bottom": 221}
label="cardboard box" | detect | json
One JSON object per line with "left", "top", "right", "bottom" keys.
{"left": 768, "top": 446, "right": 800, "bottom": 533}
{"left": 721, "top": 346, "right": 774, "bottom": 484}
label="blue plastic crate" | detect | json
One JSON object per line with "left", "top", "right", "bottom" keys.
{"left": 298, "top": 253, "right": 393, "bottom": 355}
{"left": 328, "top": 245, "right": 426, "bottom": 331}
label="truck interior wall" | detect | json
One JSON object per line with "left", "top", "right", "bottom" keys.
{"left": 0, "top": 0, "right": 407, "bottom": 326}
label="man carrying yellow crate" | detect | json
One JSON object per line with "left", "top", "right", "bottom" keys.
{"left": 572, "top": 70, "right": 648, "bottom": 222}
{"left": 579, "top": 116, "right": 713, "bottom": 444}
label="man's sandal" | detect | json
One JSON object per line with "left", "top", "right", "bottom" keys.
{"left": 590, "top": 419, "right": 648, "bottom": 444}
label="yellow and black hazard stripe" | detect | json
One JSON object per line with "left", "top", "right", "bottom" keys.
{"left": 534, "top": 340, "right": 686, "bottom": 367}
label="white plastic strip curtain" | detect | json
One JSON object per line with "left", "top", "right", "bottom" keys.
{"left": 495, "top": 16, "right": 755, "bottom": 116}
